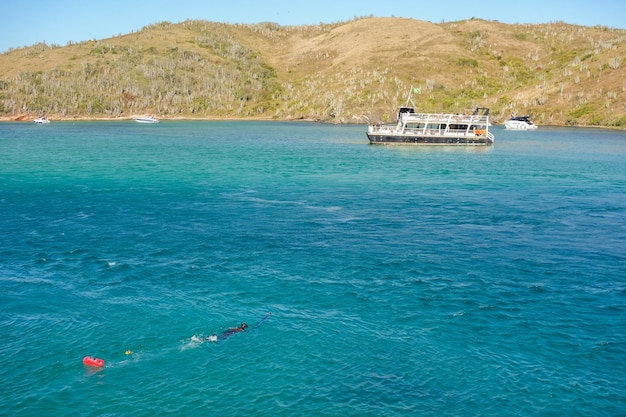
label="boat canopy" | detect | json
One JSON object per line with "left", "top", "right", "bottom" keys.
{"left": 398, "top": 106, "right": 415, "bottom": 119}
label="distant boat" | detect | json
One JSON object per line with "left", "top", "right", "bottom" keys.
{"left": 366, "top": 88, "right": 494, "bottom": 145}
{"left": 134, "top": 116, "right": 159, "bottom": 124}
{"left": 34, "top": 116, "right": 50, "bottom": 124}
{"left": 504, "top": 116, "right": 537, "bottom": 130}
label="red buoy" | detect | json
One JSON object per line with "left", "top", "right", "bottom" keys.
{"left": 83, "top": 356, "right": 105, "bottom": 367}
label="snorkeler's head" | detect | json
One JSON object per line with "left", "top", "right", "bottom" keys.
{"left": 241, "top": 323, "right": 248, "bottom": 329}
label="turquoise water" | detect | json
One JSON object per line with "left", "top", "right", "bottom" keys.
{"left": 1, "top": 121, "right": 625, "bottom": 416}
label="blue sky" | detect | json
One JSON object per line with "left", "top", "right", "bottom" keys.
{"left": 1, "top": 0, "right": 624, "bottom": 53}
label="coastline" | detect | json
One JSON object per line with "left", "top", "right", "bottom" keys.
{"left": 0, "top": 114, "right": 321, "bottom": 123}
{"left": 2, "top": 114, "right": 624, "bottom": 130}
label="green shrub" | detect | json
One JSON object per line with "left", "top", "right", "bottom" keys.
{"left": 457, "top": 58, "right": 478, "bottom": 67}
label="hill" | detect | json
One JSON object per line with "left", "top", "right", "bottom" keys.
{"left": 0, "top": 17, "right": 624, "bottom": 127}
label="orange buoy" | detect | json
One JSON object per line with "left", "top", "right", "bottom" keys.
{"left": 83, "top": 356, "right": 105, "bottom": 367}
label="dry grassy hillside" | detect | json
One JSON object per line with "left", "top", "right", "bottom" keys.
{"left": 1, "top": 17, "right": 624, "bottom": 127}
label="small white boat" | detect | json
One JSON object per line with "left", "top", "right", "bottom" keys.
{"left": 34, "top": 116, "right": 50, "bottom": 124}
{"left": 134, "top": 116, "right": 159, "bottom": 124}
{"left": 504, "top": 116, "right": 537, "bottom": 130}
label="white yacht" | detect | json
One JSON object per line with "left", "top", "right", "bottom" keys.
{"left": 134, "top": 116, "right": 159, "bottom": 124}
{"left": 34, "top": 116, "right": 50, "bottom": 124}
{"left": 504, "top": 116, "right": 537, "bottom": 130}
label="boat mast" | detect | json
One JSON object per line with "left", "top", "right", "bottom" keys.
{"left": 406, "top": 86, "right": 418, "bottom": 108}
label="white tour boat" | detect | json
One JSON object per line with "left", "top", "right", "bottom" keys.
{"left": 34, "top": 116, "right": 50, "bottom": 124}
{"left": 366, "top": 89, "right": 494, "bottom": 145}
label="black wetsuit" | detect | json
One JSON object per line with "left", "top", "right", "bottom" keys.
{"left": 206, "top": 324, "right": 247, "bottom": 342}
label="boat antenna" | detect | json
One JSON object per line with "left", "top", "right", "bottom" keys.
{"left": 406, "top": 86, "right": 419, "bottom": 108}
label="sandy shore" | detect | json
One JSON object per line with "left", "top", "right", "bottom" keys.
{"left": 0, "top": 113, "right": 315, "bottom": 123}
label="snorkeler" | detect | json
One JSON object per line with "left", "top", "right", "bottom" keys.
{"left": 202, "top": 313, "right": 270, "bottom": 343}
{"left": 205, "top": 323, "right": 248, "bottom": 342}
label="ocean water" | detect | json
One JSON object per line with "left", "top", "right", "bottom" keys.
{"left": 1, "top": 121, "right": 625, "bottom": 416}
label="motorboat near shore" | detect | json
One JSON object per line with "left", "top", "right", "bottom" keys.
{"left": 366, "top": 90, "right": 494, "bottom": 145}
{"left": 134, "top": 115, "right": 159, "bottom": 124}
{"left": 34, "top": 116, "right": 50, "bottom": 124}
{"left": 504, "top": 115, "right": 537, "bottom": 130}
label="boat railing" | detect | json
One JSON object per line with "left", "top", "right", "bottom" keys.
{"left": 402, "top": 113, "right": 489, "bottom": 125}
{"left": 369, "top": 124, "right": 399, "bottom": 134}
{"left": 370, "top": 112, "right": 491, "bottom": 135}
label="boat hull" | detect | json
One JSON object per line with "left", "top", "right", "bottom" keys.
{"left": 366, "top": 133, "right": 493, "bottom": 145}
{"left": 504, "top": 122, "right": 537, "bottom": 130}
{"left": 134, "top": 117, "right": 159, "bottom": 124}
